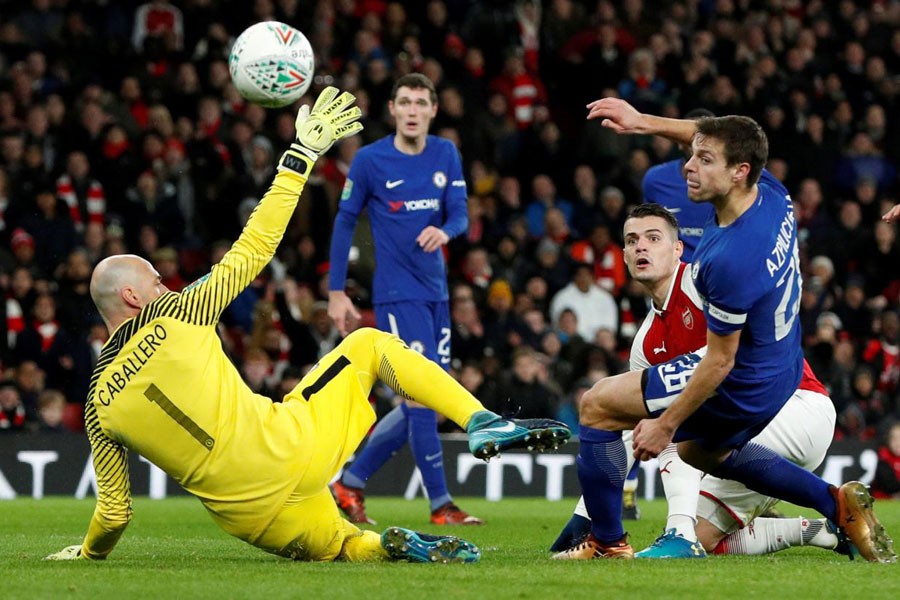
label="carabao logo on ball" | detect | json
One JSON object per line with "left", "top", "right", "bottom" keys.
{"left": 230, "top": 21, "right": 315, "bottom": 108}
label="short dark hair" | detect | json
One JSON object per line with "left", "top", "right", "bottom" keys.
{"left": 626, "top": 203, "right": 680, "bottom": 239}
{"left": 695, "top": 115, "right": 768, "bottom": 186}
{"left": 391, "top": 73, "right": 437, "bottom": 104}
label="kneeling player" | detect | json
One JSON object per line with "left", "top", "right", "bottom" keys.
{"left": 551, "top": 204, "right": 854, "bottom": 559}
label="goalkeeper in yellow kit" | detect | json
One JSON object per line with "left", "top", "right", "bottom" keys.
{"left": 44, "top": 87, "right": 570, "bottom": 564}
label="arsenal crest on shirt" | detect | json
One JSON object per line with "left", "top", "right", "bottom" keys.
{"left": 682, "top": 306, "right": 694, "bottom": 330}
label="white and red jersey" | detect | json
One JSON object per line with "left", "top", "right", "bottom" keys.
{"left": 630, "top": 262, "right": 828, "bottom": 395}
{"left": 630, "top": 262, "right": 706, "bottom": 371}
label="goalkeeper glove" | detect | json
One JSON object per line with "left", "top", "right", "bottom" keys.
{"left": 278, "top": 86, "right": 363, "bottom": 178}
{"left": 44, "top": 544, "right": 91, "bottom": 561}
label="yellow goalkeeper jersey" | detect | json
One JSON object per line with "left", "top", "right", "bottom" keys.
{"left": 81, "top": 171, "right": 314, "bottom": 559}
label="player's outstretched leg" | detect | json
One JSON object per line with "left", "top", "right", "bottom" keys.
{"left": 466, "top": 411, "right": 571, "bottom": 460}
{"left": 381, "top": 527, "right": 481, "bottom": 563}
{"left": 834, "top": 482, "right": 896, "bottom": 563}
{"left": 343, "top": 329, "right": 571, "bottom": 457}
{"left": 708, "top": 442, "right": 894, "bottom": 563}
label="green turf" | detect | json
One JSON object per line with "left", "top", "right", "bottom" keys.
{"left": 3, "top": 496, "right": 898, "bottom": 599}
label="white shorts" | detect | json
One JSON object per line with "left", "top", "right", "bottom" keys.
{"left": 696, "top": 388, "right": 836, "bottom": 533}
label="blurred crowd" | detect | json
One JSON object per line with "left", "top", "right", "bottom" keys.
{"left": 0, "top": 1, "right": 898, "bottom": 463}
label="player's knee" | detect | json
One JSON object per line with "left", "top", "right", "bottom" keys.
{"left": 343, "top": 326, "right": 378, "bottom": 345}
{"left": 577, "top": 380, "right": 616, "bottom": 428}
{"left": 340, "top": 327, "right": 383, "bottom": 357}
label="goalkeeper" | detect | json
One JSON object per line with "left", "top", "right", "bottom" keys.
{"left": 44, "top": 87, "right": 569, "bottom": 564}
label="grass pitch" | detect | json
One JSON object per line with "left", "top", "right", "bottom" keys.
{"left": 3, "top": 496, "right": 898, "bottom": 599}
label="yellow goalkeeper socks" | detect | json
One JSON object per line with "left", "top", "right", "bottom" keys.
{"left": 340, "top": 528, "right": 388, "bottom": 562}
{"left": 368, "top": 330, "right": 485, "bottom": 429}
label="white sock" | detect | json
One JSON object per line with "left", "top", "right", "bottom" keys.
{"left": 716, "top": 517, "right": 838, "bottom": 555}
{"left": 622, "top": 429, "right": 636, "bottom": 474}
{"left": 574, "top": 495, "right": 588, "bottom": 519}
{"left": 658, "top": 444, "right": 702, "bottom": 542}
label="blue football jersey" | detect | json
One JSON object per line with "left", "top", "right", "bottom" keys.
{"left": 642, "top": 158, "right": 714, "bottom": 263}
{"left": 690, "top": 170, "right": 803, "bottom": 412}
{"left": 329, "top": 135, "right": 468, "bottom": 303}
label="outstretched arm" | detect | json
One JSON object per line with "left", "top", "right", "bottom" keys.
{"left": 883, "top": 204, "right": 900, "bottom": 224}
{"left": 180, "top": 87, "right": 363, "bottom": 326}
{"left": 587, "top": 97, "right": 697, "bottom": 146}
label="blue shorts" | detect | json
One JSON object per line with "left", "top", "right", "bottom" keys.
{"left": 374, "top": 301, "right": 451, "bottom": 371}
{"left": 641, "top": 352, "right": 792, "bottom": 449}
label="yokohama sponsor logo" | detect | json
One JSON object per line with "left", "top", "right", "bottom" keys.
{"left": 389, "top": 198, "right": 440, "bottom": 212}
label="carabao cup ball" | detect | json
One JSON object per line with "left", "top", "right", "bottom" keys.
{"left": 229, "top": 21, "right": 314, "bottom": 108}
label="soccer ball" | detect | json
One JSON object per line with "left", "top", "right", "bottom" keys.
{"left": 229, "top": 21, "right": 314, "bottom": 108}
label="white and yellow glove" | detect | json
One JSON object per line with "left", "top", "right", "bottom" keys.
{"left": 44, "top": 544, "right": 91, "bottom": 561}
{"left": 278, "top": 86, "right": 363, "bottom": 178}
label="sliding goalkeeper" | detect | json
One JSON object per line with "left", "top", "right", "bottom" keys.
{"left": 44, "top": 87, "right": 569, "bottom": 564}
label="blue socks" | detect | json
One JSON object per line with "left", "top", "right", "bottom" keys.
{"left": 577, "top": 426, "right": 627, "bottom": 544}
{"left": 711, "top": 442, "right": 837, "bottom": 520}
{"left": 342, "top": 404, "right": 409, "bottom": 489}
{"left": 408, "top": 407, "right": 451, "bottom": 510}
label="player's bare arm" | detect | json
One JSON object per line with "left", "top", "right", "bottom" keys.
{"left": 632, "top": 328, "right": 739, "bottom": 462}
{"left": 586, "top": 97, "right": 697, "bottom": 146}
{"left": 328, "top": 290, "right": 361, "bottom": 337}
{"left": 883, "top": 203, "right": 900, "bottom": 224}
{"left": 415, "top": 226, "right": 449, "bottom": 253}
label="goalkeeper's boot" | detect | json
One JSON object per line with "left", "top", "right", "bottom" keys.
{"left": 330, "top": 480, "right": 376, "bottom": 525}
{"left": 635, "top": 529, "right": 707, "bottom": 559}
{"left": 551, "top": 533, "right": 634, "bottom": 560}
{"left": 832, "top": 482, "right": 896, "bottom": 563}
{"left": 381, "top": 527, "right": 481, "bottom": 563}
{"left": 622, "top": 489, "right": 641, "bottom": 520}
{"left": 430, "top": 502, "right": 484, "bottom": 525}
{"left": 466, "top": 410, "right": 571, "bottom": 460}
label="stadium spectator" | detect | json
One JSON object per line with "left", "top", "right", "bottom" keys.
{"left": 19, "top": 186, "right": 79, "bottom": 278}
{"left": 861, "top": 309, "right": 900, "bottom": 398}
{"left": 529, "top": 237, "right": 571, "bottom": 297}
{"left": 482, "top": 346, "right": 558, "bottom": 420}
{"left": 525, "top": 174, "right": 573, "bottom": 239}
{"left": 450, "top": 282, "right": 486, "bottom": 365}
{"left": 14, "top": 292, "right": 91, "bottom": 404}
{"left": 55, "top": 248, "right": 100, "bottom": 337}
{"left": 35, "top": 388, "right": 67, "bottom": 433}
{"left": 0, "top": 379, "right": 28, "bottom": 433}
{"left": 132, "top": 0, "right": 184, "bottom": 53}
{"left": 550, "top": 262, "right": 618, "bottom": 343}
{"left": 872, "top": 422, "right": 900, "bottom": 500}
{"left": 13, "top": 359, "right": 45, "bottom": 420}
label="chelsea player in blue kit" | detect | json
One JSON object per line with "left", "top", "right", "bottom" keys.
{"left": 327, "top": 74, "right": 482, "bottom": 525}
{"left": 554, "top": 97, "right": 895, "bottom": 563}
